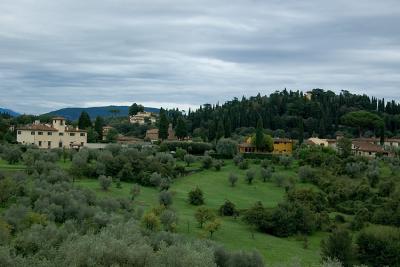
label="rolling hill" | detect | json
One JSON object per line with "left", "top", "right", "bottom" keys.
{"left": 44, "top": 106, "right": 159, "bottom": 121}
{"left": 0, "top": 108, "right": 20, "bottom": 117}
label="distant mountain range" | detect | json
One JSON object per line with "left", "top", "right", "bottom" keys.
{"left": 44, "top": 105, "right": 159, "bottom": 121}
{"left": 0, "top": 108, "right": 20, "bottom": 117}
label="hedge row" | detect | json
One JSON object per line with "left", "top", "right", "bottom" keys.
{"left": 162, "top": 141, "right": 213, "bottom": 155}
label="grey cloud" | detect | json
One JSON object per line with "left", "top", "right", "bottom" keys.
{"left": 0, "top": 0, "right": 399, "bottom": 114}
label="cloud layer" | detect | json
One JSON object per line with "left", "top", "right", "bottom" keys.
{"left": 1, "top": 0, "right": 399, "bottom": 114}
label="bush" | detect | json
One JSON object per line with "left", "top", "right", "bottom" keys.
{"left": 298, "top": 165, "right": 318, "bottom": 183}
{"left": 214, "top": 160, "right": 223, "bottom": 171}
{"left": 260, "top": 167, "right": 272, "bottom": 182}
{"left": 130, "top": 184, "right": 141, "bottom": 200}
{"left": 142, "top": 212, "right": 160, "bottom": 231}
{"left": 238, "top": 159, "right": 249, "bottom": 170}
{"left": 175, "top": 148, "right": 187, "bottom": 160}
{"left": 260, "top": 159, "right": 270, "bottom": 168}
{"left": 183, "top": 154, "right": 196, "bottom": 166}
{"left": 228, "top": 173, "right": 238, "bottom": 187}
{"left": 159, "top": 190, "right": 173, "bottom": 207}
{"left": 149, "top": 172, "right": 162, "bottom": 187}
{"left": 188, "top": 187, "right": 204, "bottom": 205}
{"left": 202, "top": 156, "right": 213, "bottom": 169}
{"left": 321, "top": 228, "right": 353, "bottom": 266}
{"left": 279, "top": 155, "right": 293, "bottom": 169}
{"left": 162, "top": 141, "right": 213, "bottom": 155}
{"left": 356, "top": 226, "right": 400, "bottom": 267}
{"left": 216, "top": 138, "right": 238, "bottom": 158}
{"left": 194, "top": 207, "right": 215, "bottom": 228}
{"left": 2, "top": 146, "right": 22, "bottom": 164}
{"left": 245, "top": 169, "right": 256, "bottom": 184}
{"left": 219, "top": 200, "right": 238, "bottom": 216}
{"left": 160, "top": 209, "right": 178, "bottom": 232}
{"left": 98, "top": 175, "right": 112, "bottom": 191}
{"left": 233, "top": 154, "right": 243, "bottom": 166}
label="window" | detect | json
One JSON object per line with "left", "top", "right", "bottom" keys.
{"left": 81, "top": 142, "right": 84, "bottom": 146}
{"left": 59, "top": 142, "right": 63, "bottom": 148}
{"left": 17, "top": 131, "right": 21, "bottom": 135}
{"left": 38, "top": 132, "right": 43, "bottom": 135}
{"left": 60, "top": 120, "right": 64, "bottom": 125}
{"left": 48, "top": 141, "right": 51, "bottom": 147}
{"left": 59, "top": 132, "right": 64, "bottom": 136}
{"left": 31, "top": 131, "right": 35, "bottom": 135}
{"left": 80, "top": 133, "right": 85, "bottom": 136}
{"left": 48, "top": 132, "right": 52, "bottom": 136}
{"left": 70, "top": 133, "right": 75, "bottom": 136}
{"left": 38, "top": 141, "right": 42, "bottom": 146}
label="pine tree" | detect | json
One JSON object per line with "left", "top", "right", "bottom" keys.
{"left": 224, "top": 117, "right": 232, "bottom": 138}
{"left": 129, "top": 103, "right": 144, "bottom": 116}
{"left": 298, "top": 117, "right": 304, "bottom": 144}
{"left": 175, "top": 116, "right": 187, "bottom": 140}
{"left": 78, "top": 111, "right": 92, "bottom": 129}
{"left": 158, "top": 108, "right": 169, "bottom": 140}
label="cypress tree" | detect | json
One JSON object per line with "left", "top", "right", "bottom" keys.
{"left": 216, "top": 120, "right": 225, "bottom": 140}
{"left": 255, "top": 117, "right": 264, "bottom": 149}
{"left": 94, "top": 116, "right": 104, "bottom": 140}
{"left": 78, "top": 111, "right": 92, "bottom": 129}
{"left": 158, "top": 108, "right": 169, "bottom": 140}
{"left": 298, "top": 117, "right": 304, "bottom": 144}
{"left": 175, "top": 116, "right": 187, "bottom": 140}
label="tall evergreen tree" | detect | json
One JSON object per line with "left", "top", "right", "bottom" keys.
{"left": 216, "top": 120, "right": 225, "bottom": 140}
{"left": 94, "top": 116, "right": 105, "bottom": 140}
{"left": 298, "top": 117, "right": 304, "bottom": 144}
{"left": 255, "top": 117, "right": 264, "bottom": 149}
{"left": 158, "top": 108, "right": 169, "bottom": 140}
{"left": 175, "top": 116, "right": 187, "bottom": 140}
{"left": 78, "top": 111, "right": 92, "bottom": 129}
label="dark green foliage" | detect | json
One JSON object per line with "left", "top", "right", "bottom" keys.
{"left": 341, "top": 110, "right": 384, "bottom": 136}
{"left": 216, "top": 138, "right": 238, "bottom": 158}
{"left": 188, "top": 187, "right": 204, "bottom": 205}
{"left": 162, "top": 141, "right": 212, "bottom": 155}
{"left": 202, "top": 155, "right": 213, "bottom": 169}
{"left": 219, "top": 200, "right": 238, "bottom": 216}
{"left": 78, "top": 111, "right": 92, "bottom": 129}
{"left": 184, "top": 154, "right": 196, "bottom": 166}
{"left": 298, "top": 165, "right": 318, "bottom": 183}
{"left": 337, "top": 137, "right": 352, "bottom": 158}
{"left": 98, "top": 175, "right": 112, "bottom": 191}
{"left": 158, "top": 108, "right": 169, "bottom": 140}
{"left": 2, "top": 146, "right": 22, "bottom": 164}
{"left": 260, "top": 167, "right": 272, "bottom": 182}
{"left": 279, "top": 155, "right": 293, "bottom": 169}
{"left": 255, "top": 117, "right": 264, "bottom": 150}
{"left": 194, "top": 207, "right": 215, "bottom": 228}
{"left": 356, "top": 226, "right": 400, "bottom": 267}
{"left": 175, "top": 148, "right": 187, "bottom": 160}
{"left": 94, "top": 116, "right": 105, "bottom": 140}
{"left": 175, "top": 116, "right": 187, "bottom": 140}
{"left": 128, "top": 103, "right": 144, "bottom": 116}
{"left": 159, "top": 190, "right": 173, "bottom": 207}
{"left": 321, "top": 228, "right": 353, "bottom": 267}
{"left": 245, "top": 169, "right": 256, "bottom": 184}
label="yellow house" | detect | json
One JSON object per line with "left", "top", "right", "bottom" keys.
{"left": 238, "top": 137, "right": 293, "bottom": 154}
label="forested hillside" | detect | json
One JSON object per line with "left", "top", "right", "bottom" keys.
{"left": 182, "top": 89, "right": 400, "bottom": 141}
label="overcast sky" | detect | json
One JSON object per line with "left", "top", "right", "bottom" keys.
{"left": 0, "top": 0, "right": 399, "bottom": 114}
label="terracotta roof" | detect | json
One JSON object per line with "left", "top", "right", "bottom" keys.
{"left": 146, "top": 129, "right": 158, "bottom": 134}
{"left": 17, "top": 124, "right": 58, "bottom": 132}
{"left": 352, "top": 141, "right": 384, "bottom": 153}
{"left": 239, "top": 142, "right": 255, "bottom": 148}
{"left": 52, "top": 116, "right": 66, "bottom": 120}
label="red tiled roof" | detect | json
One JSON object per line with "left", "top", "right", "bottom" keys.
{"left": 17, "top": 124, "right": 58, "bottom": 132}
{"left": 352, "top": 141, "right": 384, "bottom": 153}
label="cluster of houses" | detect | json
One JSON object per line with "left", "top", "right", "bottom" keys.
{"left": 129, "top": 111, "right": 156, "bottom": 125}
{"left": 15, "top": 115, "right": 400, "bottom": 159}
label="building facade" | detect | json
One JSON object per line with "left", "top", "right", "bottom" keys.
{"left": 129, "top": 112, "right": 156, "bottom": 125}
{"left": 238, "top": 138, "right": 293, "bottom": 154}
{"left": 16, "top": 117, "right": 87, "bottom": 149}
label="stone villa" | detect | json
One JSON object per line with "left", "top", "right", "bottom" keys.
{"left": 130, "top": 111, "right": 156, "bottom": 125}
{"left": 16, "top": 117, "right": 87, "bottom": 149}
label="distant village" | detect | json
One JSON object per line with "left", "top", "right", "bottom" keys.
{"left": 13, "top": 106, "right": 400, "bottom": 159}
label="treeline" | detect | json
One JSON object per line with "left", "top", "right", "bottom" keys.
{"left": 175, "top": 89, "right": 400, "bottom": 141}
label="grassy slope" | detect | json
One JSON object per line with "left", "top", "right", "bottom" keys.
{"left": 76, "top": 160, "right": 324, "bottom": 266}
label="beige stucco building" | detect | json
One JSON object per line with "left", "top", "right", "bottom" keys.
{"left": 16, "top": 117, "right": 87, "bottom": 149}
{"left": 129, "top": 111, "right": 156, "bottom": 125}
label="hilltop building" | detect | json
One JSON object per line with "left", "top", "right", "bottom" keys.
{"left": 130, "top": 111, "right": 156, "bottom": 125}
{"left": 16, "top": 117, "right": 87, "bottom": 149}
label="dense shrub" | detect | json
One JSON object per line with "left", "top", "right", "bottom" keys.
{"left": 219, "top": 200, "right": 238, "bottom": 216}
{"left": 188, "top": 187, "right": 204, "bottom": 205}
{"left": 216, "top": 138, "right": 238, "bottom": 158}
{"left": 162, "top": 141, "right": 213, "bottom": 155}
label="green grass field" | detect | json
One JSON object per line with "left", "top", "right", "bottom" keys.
{"left": 75, "top": 160, "right": 324, "bottom": 266}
